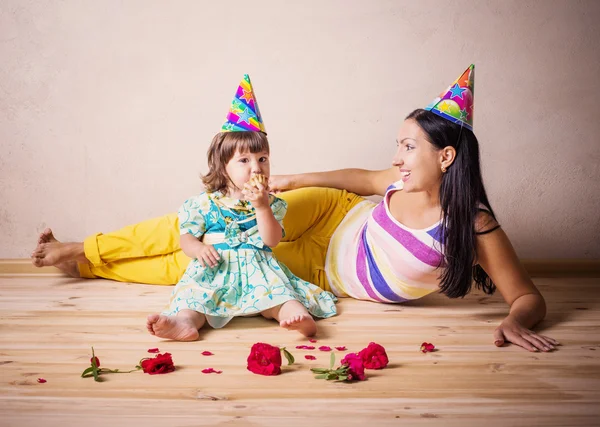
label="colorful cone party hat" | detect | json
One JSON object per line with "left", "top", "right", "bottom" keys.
{"left": 221, "top": 74, "right": 266, "bottom": 133}
{"left": 424, "top": 64, "right": 475, "bottom": 130}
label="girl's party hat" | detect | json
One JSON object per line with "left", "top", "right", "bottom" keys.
{"left": 221, "top": 74, "right": 266, "bottom": 133}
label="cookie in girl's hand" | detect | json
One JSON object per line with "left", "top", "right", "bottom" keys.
{"left": 249, "top": 174, "right": 268, "bottom": 188}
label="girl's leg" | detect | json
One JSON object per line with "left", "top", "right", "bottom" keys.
{"left": 261, "top": 300, "right": 317, "bottom": 337}
{"left": 146, "top": 309, "right": 206, "bottom": 342}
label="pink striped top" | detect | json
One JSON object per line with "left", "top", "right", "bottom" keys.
{"left": 325, "top": 180, "right": 445, "bottom": 302}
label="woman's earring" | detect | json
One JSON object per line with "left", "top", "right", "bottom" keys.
{"left": 441, "top": 166, "right": 447, "bottom": 173}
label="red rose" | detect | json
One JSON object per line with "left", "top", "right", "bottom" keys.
{"left": 90, "top": 356, "right": 100, "bottom": 368}
{"left": 358, "top": 342, "right": 389, "bottom": 369}
{"left": 140, "top": 352, "right": 175, "bottom": 375}
{"left": 340, "top": 353, "right": 366, "bottom": 381}
{"left": 247, "top": 343, "right": 282, "bottom": 376}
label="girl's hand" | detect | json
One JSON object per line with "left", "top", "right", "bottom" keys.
{"left": 268, "top": 175, "right": 296, "bottom": 193}
{"left": 494, "top": 316, "right": 559, "bottom": 352}
{"left": 242, "top": 180, "right": 269, "bottom": 209}
{"left": 195, "top": 244, "right": 220, "bottom": 268}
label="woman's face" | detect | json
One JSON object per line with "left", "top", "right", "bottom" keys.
{"left": 392, "top": 119, "right": 444, "bottom": 193}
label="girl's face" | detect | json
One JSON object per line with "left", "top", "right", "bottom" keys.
{"left": 225, "top": 148, "right": 270, "bottom": 196}
{"left": 392, "top": 119, "right": 445, "bottom": 193}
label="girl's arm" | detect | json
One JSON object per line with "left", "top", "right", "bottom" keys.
{"left": 270, "top": 167, "right": 401, "bottom": 197}
{"left": 254, "top": 206, "right": 283, "bottom": 247}
{"left": 180, "top": 233, "right": 219, "bottom": 268}
{"left": 475, "top": 215, "right": 559, "bottom": 352}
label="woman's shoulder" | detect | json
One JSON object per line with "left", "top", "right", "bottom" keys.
{"left": 475, "top": 209, "right": 501, "bottom": 235}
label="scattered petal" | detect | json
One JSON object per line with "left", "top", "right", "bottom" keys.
{"left": 335, "top": 346, "right": 347, "bottom": 351}
{"left": 202, "top": 368, "right": 222, "bottom": 374}
{"left": 295, "top": 345, "right": 316, "bottom": 350}
{"left": 37, "top": 378, "right": 47, "bottom": 383}
{"left": 309, "top": 339, "right": 317, "bottom": 343}
{"left": 420, "top": 342, "right": 436, "bottom": 353}
{"left": 201, "top": 351, "right": 214, "bottom": 356}
{"left": 304, "top": 355, "right": 316, "bottom": 360}
{"left": 318, "top": 346, "right": 332, "bottom": 352}
{"left": 147, "top": 348, "right": 160, "bottom": 353}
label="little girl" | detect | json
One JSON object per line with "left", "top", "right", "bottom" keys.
{"left": 146, "top": 75, "right": 337, "bottom": 340}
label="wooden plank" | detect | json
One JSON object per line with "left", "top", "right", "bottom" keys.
{"left": 2, "top": 258, "right": 599, "bottom": 277}
{"left": 0, "top": 276, "right": 599, "bottom": 426}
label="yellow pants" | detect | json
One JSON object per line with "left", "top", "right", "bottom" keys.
{"left": 79, "top": 187, "right": 364, "bottom": 292}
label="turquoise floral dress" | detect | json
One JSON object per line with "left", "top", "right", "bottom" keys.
{"left": 163, "top": 191, "right": 338, "bottom": 328}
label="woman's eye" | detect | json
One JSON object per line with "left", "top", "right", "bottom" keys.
{"left": 406, "top": 145, "right": 414, "bottom": 151}
{"left": 239, "top": 158, "right": 249, "bottom": 163}
{"left": 260, "top": 157, "right": 268, "bottom": 162}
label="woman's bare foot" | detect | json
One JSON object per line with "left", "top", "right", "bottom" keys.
{"left": 280, "top": 313, "right": 317, "bottom": 337}
{"left": 31, "top": 228, "right": 83, "bottom": 277}
{"left": 146, "top": 313, "right": 204, "bottom": 341}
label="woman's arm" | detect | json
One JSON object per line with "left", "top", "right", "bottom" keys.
{"left": 475, "top": 215, "right": 559, "bottom": 352}
{"left": 270, "top": 167, "right": 401, "bottom": 197}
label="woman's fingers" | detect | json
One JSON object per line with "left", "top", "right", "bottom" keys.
{"left": 506, "top": 332, "right": 539, "bottom": 352}
{"left": 493, "top": 328, "right": 505, "bottom": 347}
{"left": 520, "top": 332, "right": 553, "bottom": 351}
{"left": 526, "top": 331, "right": 556, "bottom": 350}
{"left": 537, "top": 334, "right": 560, "bottom": 346}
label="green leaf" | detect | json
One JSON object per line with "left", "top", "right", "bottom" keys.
{"left": 338, "top": 375, "right": 348, "bottom": 381}
{"left": 92, "top": 366, "right": 100, "bottom": 382}
{"left": 81, "top": 367, "right": 95, "bottom": 378}
{"left": 314, "top": 374, "right": 328, "bottom": 379}
{"left": 282, "top": 348, "right": 295, "bottom": 365}
{"left": 327, "top": 372, "right": 338, "bottom": 380}
{"left": 310, "top": 368, "right": 330, "bottom": 374}
{"left": 329, "top": 352, "right": 335, "bottom": 369}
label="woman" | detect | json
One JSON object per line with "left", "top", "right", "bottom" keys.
{"left": 31, "top": 65, "right": 557, "bottom": 352}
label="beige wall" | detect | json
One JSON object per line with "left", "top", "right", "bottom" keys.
{"left": 1, "top": 0, "right": 599, "bottom": 259}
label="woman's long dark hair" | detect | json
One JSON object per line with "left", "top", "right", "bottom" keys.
{"left": 406, "top": 109, "right": 497, "bottom": 298}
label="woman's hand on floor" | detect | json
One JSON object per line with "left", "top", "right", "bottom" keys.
{"left": 494, "top": 316, "right": 559, "bottom": 352}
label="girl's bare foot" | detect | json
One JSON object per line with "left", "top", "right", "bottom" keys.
{"left": 31, "top": 228, "right": 82, "bottom": 277}
{"left": 280, "top": 313, "right": 317, "bottom": 337}
{"left": 146, "top": 313, "right": 203, "bottom": 341}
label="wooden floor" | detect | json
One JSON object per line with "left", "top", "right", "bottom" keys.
{"left": 0, "top": 274, "right": 599, "bottom": 427}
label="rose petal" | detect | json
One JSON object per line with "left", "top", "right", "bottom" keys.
{"left": 420, "top": 342, "right": 436, "bottom": 353}
{"left": 318, "top": 346, "right": 332, "bottom": 352}
{"left": 335, "top": 346, "right": 347, "bottom": 351}
{"left": 201, "top": 351, "right": 214, "bottom": 356}
{"left": 147, "top": 348, "right": 160, "bottom": 353}
{"left": 202, "top": 368, "right": 222, "bottom": 374}
{"left": 309, "top": 339, "right": 317, "bottom": 343}
{"left": 304, "top": 355, "right": 316, "bottom": 360}
{"left": 295, "top": 345, "right": 315, "bottom": 350}
{"left": 37, "top": 378, "right": 47, "bottom": 383}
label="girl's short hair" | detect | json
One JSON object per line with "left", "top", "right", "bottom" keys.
{"left": 202, "top": 131, "right": 270, "bottom": 193}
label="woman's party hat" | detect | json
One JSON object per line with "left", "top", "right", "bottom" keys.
{"left": 424, "top": 64, "right": 475, "bottom": 130}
